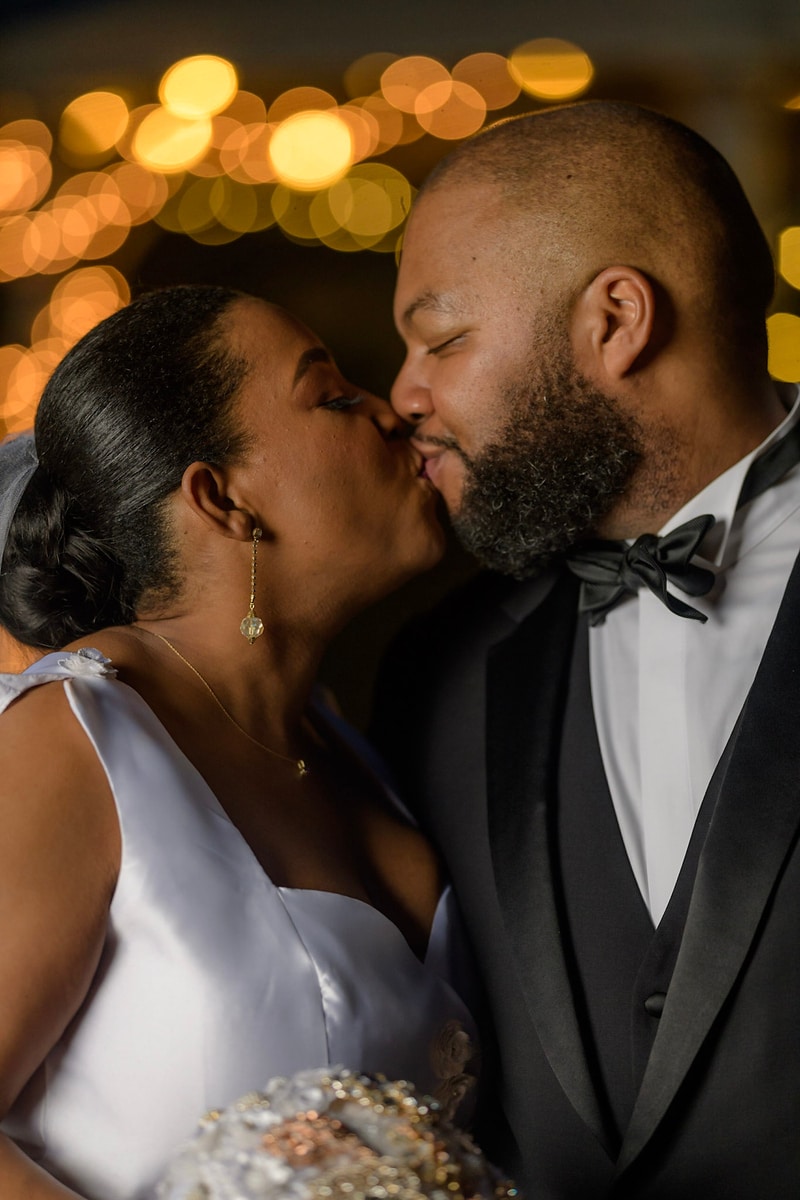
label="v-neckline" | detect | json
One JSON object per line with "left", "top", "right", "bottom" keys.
{"left": 52, "top": 654, "right": 446, "bottom": 964}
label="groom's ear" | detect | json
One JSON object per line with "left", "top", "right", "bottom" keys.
{"left": 179, "top": 461, "right": 257, "bottom": 541}
{"left": 570, "top": 265, "right": 657, "bottom": 381}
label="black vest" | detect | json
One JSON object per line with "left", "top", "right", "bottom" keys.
{"left": 556, "top": 615, "right": 731, "bottom": 1148}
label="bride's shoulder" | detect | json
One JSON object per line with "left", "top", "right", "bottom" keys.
{"left": 0, "top": 647, "right": 118, "bottom": 811}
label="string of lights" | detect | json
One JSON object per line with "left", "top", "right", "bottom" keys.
{"left": 1, "top": 36, "right": 799, "bottom": 437}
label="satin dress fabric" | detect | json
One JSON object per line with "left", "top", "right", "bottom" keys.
{"left": 0, "top": 651, "right": 477, "bottom": 1200}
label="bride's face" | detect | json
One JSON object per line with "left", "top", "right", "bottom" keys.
{"left": 224, "top": 298, "right": 445, "bottom": 600}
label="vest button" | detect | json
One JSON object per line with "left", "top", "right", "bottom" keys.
{"left": 644, "top": 992, "right": 666, "bottom": 1017}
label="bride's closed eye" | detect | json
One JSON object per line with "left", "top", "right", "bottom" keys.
{"left": 320, "top": 394, "right": 365, "bottom": 412}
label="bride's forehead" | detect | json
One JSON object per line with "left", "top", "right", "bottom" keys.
{"left": 227, "top": 298, "right": 320, "bottom": 363}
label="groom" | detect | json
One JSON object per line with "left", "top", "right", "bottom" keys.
{"left": 373, "top": 101, "right": 800, "bottom": 1196}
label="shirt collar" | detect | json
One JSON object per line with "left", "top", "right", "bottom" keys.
{"left": 659, "top": 384, "right": 800, "bottom": 567}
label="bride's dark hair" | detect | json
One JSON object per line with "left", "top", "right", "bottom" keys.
{"left": 0, "top": 284, "right": 250, "bottom": 649}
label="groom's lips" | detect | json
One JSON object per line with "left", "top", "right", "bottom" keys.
{"left": 410, "top": 437, "right": 448, "bottom": 486}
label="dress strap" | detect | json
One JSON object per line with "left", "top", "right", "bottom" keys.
{"left": 0, "top": 647, "right": 116, "bottom": 715}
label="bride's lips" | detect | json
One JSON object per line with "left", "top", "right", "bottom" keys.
{"left": 411, "top": 438, "right": 447, "bottom": 489}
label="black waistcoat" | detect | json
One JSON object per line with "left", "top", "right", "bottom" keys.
{"left": 556, "top": 614, "right": 732, "bottom": 1148}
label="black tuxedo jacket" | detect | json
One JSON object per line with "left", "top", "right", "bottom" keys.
{"left": 372, "top": 558, "right": 800, "bottom": 1198}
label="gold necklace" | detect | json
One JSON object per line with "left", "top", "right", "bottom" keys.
{"left": 146, "top": 630, "right": 309, "bottom": 777}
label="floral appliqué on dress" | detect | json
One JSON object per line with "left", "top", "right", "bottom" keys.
{"left": 429, "top": 1018, "right": 477, "bottom": 1120}
{"left": 57, "top": 647, "right": 117, "bottom": 677}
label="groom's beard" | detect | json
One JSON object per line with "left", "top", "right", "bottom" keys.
{"left": 451, "top": 349, "right": 643, "bottom": 578}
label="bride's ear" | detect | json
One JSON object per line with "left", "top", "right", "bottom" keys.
{"left": 179, "top": 461, "right": 255, "bottom": 540}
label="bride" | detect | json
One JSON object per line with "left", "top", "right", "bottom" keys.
{"left": 0, "top": 285, "right": 477, "bottom": 1199}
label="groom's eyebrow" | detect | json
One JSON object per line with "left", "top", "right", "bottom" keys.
{"left": 401, "top": 290, "right": 461, "bottom": 328}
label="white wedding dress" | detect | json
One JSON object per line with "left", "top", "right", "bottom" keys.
{"left": 0, "top": 650, "right": 478, "bottom": 1200}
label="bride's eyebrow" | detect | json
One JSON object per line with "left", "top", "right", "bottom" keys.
{"left": 293, "top": 346, "right": 332, "bottom": 386}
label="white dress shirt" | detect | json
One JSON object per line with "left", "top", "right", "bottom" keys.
{"left": 590, "top": 386, "right": 800, "bottom": 925}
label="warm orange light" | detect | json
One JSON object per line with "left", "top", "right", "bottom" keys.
{"left": 508, "top": 38, "right": 594, "bottom": 100}
{"left": 105, "top": 162, "right": 169, "bottom": 224}
{"left": 415, "top": 80, "right": 486, "bottom": 139}
{"left": 268, "top": 88, "right": 337, "bottom": 124}
{"left": 0, "top": 216, "right": 34, "bottom": 280}
{"left": 59, "top": 91, "right": 129, "bottom": 162}
{"left": 0, "top": 142, "right": 52, "bottom": 215}
{"left": 269, "top": 110, "right": 353, "bottom": 191}
{"left": 452, "top": 52, "right": 521, "bottom": 109}
{"left": 222, "top": 90, "right": 268, "bottom": 125}
{"left": 1, "top": 349, "right": 48, "bottom": 433}
{"left": 380, "top": 57, "right": 451, "bottom": 113}
{"left": 336, "top": 105, "right": 380, "bottom": 162}
{"left": 219, "top": 122, "right": 276, "bottom": 184}
{"left": 159, "top": 55, "right": 238, "bottom": 119}
{"left": 0, "top": 120, "right": 52, "bottom": 154}
{"left": 46, "top": 266, "right": 130, "bottom": 349}
{"left": 346, "top": 96, "right": 405, "bottom": 155}
{"left": 132, "top": 108, "right": 212, "bottom": 172}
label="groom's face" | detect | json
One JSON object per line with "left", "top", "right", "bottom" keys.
{"left": 392, "top": 180, "right": 642, "bottom": 576}
{"left": 392, "top": 181, "right": 542, "bottom": 515}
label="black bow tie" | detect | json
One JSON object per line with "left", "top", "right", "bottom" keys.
{"left": 565, "top": 414, "right": 800, "bottom": 626}
{"left": 566, "top": 514, "right": 716, "bottom": 625}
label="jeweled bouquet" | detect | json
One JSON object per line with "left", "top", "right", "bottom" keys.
{"left": 157, "top": 1067, "right": 519, "bottom": 1200}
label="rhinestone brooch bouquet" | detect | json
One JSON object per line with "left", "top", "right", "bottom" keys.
{"left": 157, "top": 1067, "right": 520, "bottom": 1200}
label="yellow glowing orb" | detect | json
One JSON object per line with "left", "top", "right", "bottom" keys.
{"left": 767, "top": 312, "right": 800, "bottom": 382}
{"left": 60, "top": 91, "right": 129, "bottom": 160}
{"left": 159, "top": 55, "right": 238, "bottom": 120}
{"left": 778, "top": 227, "right": 800, "bottom": 290}
{"left": 269, "top": 110, "right": 353, "bottom": 191}
{"left": 132, "top": 108, "right": 212, "bottom": 173}
{"left": 508, "top": 38, "right": 594, "bottom": 100}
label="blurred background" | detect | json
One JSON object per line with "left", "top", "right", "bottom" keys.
{"left": 2, "top": 0, "right": 800, "bottom": 720}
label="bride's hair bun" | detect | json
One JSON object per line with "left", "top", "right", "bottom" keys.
{"left": 0, "top": 284, "right": 251, "bottom": 649}
{"left": 0, "top": 466, "right": 127, "bottom": 648}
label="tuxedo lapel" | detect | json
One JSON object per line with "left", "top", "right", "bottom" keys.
{"left": 486, "top": 570, "right": 611, "bottom": 1150}
{"left": 617, "top": 551, "right": 800, "bottom": 1174}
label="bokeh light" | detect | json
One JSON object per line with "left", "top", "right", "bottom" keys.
{"left": 415, "top": 80, "right": 486, "bottom": 139}
{"left": 132, "top": 108, "right": 213, "bottom": 172}
{"left": 269, "top": 110, "right": 353, "bottom": 190}
{"left": 0, "top": 345, "right": 47, "bottom": 434}
{"left": 59, "top": 91, "right": 129, "bottom": 163}
{"left": 0, "top": 122, "right": 53, "bottom": 218}
{"left": 268, "top": 88, "right": 337, "bottom": 123}
{"left": 0, "top": 119, "right": 52, "bottom": 154}
{"left": 105, "top": 160, "right": 170, "bottom": 223}
{"left": 508, "top": 38, "right": 594, "bottom": 100}
{"left": 767, "top": 312, "right": 800, "bottom": 381}
{"left": 222, "top": 90, "right": 268, "bottom": 125}
{"left": 219, "top": 121, "right": 276, "bottom": 184}
{"left": 271, "top": 185, "right": 318, "bottom": 241}
{"left": 380, "top": 56, "right": 450, "bottom": 114}
{"left": 452, "top": 53, "right": 521, "bottom": 110}
{"left": 159, "top": 55, "right": 238, "bottom": 120}
{"left": 778, "top": 226, "right": 800, "bottom": 289}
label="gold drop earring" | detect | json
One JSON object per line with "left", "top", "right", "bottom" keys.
{"left": 240, "top": 526, "right": 265, "bottom": 644}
